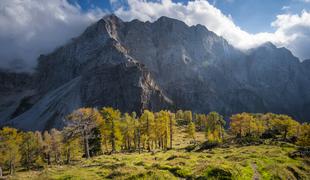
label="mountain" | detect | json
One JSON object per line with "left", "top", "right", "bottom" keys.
{"left": 0, "top": 15, "right": 309, "bottom": 130}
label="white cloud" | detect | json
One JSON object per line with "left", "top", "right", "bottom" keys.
{"left": 281, "top": 6, "right": 290, "bottom": 11}
{"left": 0, "top": 0, "right": 105, "bottom": 71}
{"left": 1, "top": 0, "right": 309, "bottom": 72}
{"left": 113, "top": 0, "right": 310, "bottom": 60}
{"left": 271, "top": 10, "right": 310, "bottom": 60}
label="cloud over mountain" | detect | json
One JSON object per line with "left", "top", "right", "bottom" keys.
{"left": 113, "top": 0, "right": 310, "bottom": 60}
{"left": 0, "top": 0, "right": 309, "bottom": 72}
{"left": 0, "top": 0, "right": 105, "bottom": 71}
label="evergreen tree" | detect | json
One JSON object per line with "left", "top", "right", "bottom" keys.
{"left": 88, "top": 127, "right": 103, "bottom": 156}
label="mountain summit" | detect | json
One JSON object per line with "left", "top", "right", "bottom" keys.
{"left": 1, "top": 15, "right": 309, "bottom": 130}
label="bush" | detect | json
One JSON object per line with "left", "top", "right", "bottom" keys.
{"left": 235, "top": 136, "right": 263, "bottom": 146}
{"left": 185, "top": 144, "right": 197, "bottom": 152}
{"left": 201, "top": 167, "right": 233, "bottom": 180}
{"left": 197, "top": 141, "right": 219, "bottom": 151}
{"left": 175, "top": 168, "right": 192, "bottom": 178}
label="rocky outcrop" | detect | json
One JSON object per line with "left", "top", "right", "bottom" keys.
{"left": 0, "top": 69, "right": 35, "bottom": 123}
{"left": 80, "top": 61, "right": 172, "bottom": 114}
{"left": 5, "top": 61, "right": 172, "bottom": 131}
{"left": 1, "top": 15, "right": 310, "bottom": 130}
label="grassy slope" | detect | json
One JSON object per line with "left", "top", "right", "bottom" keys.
{"left": 9, "top": 127, "right": 310, "bottom": 180}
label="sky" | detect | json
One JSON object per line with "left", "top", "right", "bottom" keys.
{"left": 0, "top": 0, "right": 310, "bottom": 71}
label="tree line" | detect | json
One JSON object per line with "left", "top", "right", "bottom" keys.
{"left": 0, "top": 107, "right": 309, "bottom": 176}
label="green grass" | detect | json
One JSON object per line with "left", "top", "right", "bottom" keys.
{"left": 8, "top": 128, "right": 310, "bottom": 180}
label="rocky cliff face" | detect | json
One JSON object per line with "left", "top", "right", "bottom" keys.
{"left": 0, "top": 69, "right": 35, "bottom": 124}
{"left": 1, "top": 15, "right": 309, "bottom": 130}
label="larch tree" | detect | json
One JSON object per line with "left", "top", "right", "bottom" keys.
{"left": 169, "top": 111, "right": 176, "bottom": 149}
{"left": 66, "top": 108, "right": 102, "bottom": 158}
{"left": 0, "top": 127, "right": 22, "bottom": 175}
{"left": 176, "top": 110, "right": 184, "bottom": 120}
{"left": 230, "top": 113, "right": 254, "bottom": 137}
{"left": 206, "top": 112, "right": 225, "bottom": 141}
{"left": 43, "top": 131, "right": 52, "bottom": 164}
{"left": 20, "top": 131, "right": 39, "bottom": 170}
{"left": 187, "top": 122, "right": 196, "bottom": 142}
{"left": 297, "top": 123, "right": 310, "bottom": 146}
{"left": 122, "top": 113, "right": 135, "bottom": 150}
{"left": 271, "top": 115, "right": 300, "bottom": 139}
{"left": 34, "top": 131, "right": 45, "bottom": 167}
{"left": 62, "top": 128, "right": 82, "bottom": 164}
{"left": 100, "top": 107, "right": 123, "bottom": 153}
{"left": 183, "top": 110, "right": 193, "bottom": 124}
{"left": 140, "top": 110, "right": 155, "bottom": 152}
{"left": 50, "top": 129, "right": 63, "bottom": 164}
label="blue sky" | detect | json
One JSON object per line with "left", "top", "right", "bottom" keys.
{"left": 211, "top": 0, "right": 310, "bottom": 33}
{"left": 68, "top": 0, "right": 310, "bottom": 33}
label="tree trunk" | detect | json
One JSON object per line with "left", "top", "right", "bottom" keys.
{"left": 83, "top": 130, "right": 90, "bottom": 159}
{"left": 66, "top": 147, "right": 71, "bottom": 164}
{"left": 26, "top": 143, "right": 30, "bottom": 170}
{"left": 47, "top": 153, "right": 51, "bottom": 165}
{"left": 111, "top": 120, "right": 116, "bottom": 153}
{"left": 0, "top": 166, "right": 2, "bottom": 177}
{"left": 147, "top": 116, "right": 151, "bottom": 152}
{"left": 138, "top": 129, "right": 141, "bottom": 154}
{"left": 219, "top": 126, "right": 223, "bottom": 140}
{"left": 10, "top": 161, "right": 14, "bottom": 175}
{"left": 134, "top": 131, "right": 137, "bottom": 150}
{"left": 284, "top": 130, "right": 288, "bottom": 140}
{"left": 170, "top": 118, "right": 173, "bottom": 149}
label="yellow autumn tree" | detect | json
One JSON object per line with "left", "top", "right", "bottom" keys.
{"left": 0, "top": 127, "right": 22, "bottom": 175}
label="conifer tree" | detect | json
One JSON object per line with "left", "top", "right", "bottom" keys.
{"left": 169, "top": 112, "right": 176, "bottom": 149}
{"left": 206, "top": 112, "right": 225, "bottom": 141}
{"left": 20, "top": 131, "right": 39, "bottom": 170}
{"left": 62, "top": 131, "right": 80, "bottom": 164}
{"left": 66, "top": 108, "right": 102, "bottom": 158}
{"left": 183, "top": 110, "right": 193, "bottom": 124}
{"left": 50, "top": 129, "right": 63, "bottom": 164}
{"left": 0, "top": 127, "right": 22, "bottom": 175}
{"left": 187, "top": 122, "right": 196, "bottom": 142}
{"left": 100, "top": 107, "right": 123, "bottom": 153}
{"left": 297, "top": 123, "right": 310, "bottom": 146}
{"left": 43, "top": 131, "right": 52, "bottom": 164}
{"left": 140, "top": 110, "right": 155, "bottom": 151}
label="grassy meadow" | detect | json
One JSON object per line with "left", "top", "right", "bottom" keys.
{"left": 7, "top": 127, "right": 310, "bottom": 180}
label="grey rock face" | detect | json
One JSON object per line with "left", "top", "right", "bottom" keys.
{"left": 1, "top": 15, "right": 310, "bottom": 130}
{"left": 80, "top": 61, "right": 172, "bottom": 114}
{"left": 0, "top": 69, "right": 35, "bottom": 123}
